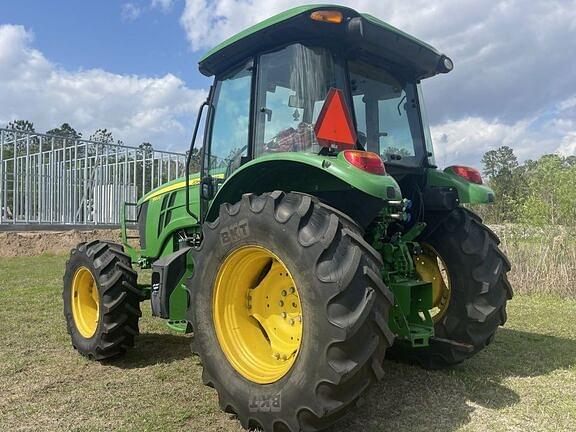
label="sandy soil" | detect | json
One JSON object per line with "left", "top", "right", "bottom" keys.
{"left": 0, "top": 230, "right": 126, "bottom": 257}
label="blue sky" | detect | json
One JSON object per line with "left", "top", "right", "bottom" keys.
{"left": 1, "top": 0, "right": 575, "bottom": 166}
{"left": 2, "top": 1, "right": 210, "bottom": 88}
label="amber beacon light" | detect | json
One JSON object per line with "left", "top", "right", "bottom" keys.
{"left": 310, "top": 10, "right": 344, "bottom": 24}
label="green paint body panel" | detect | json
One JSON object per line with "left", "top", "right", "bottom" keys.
{"left": 207, "top": 152, "right": 402, "bottom": 221}
{"left": 139, "top": 173, "right": 202, "bottom": 205}
{"left": 166, "top": 320, "right": 190, "bottom": 333}
{"left": 198, "top": 4, "right": 448, "bottom": 78}
{"left": 427, "top": 168, "right": 495, "bottom": 204}
{"left": 200, "top": 5, "right": 438, "bottom": 64}
{"left": 141, "top": 185, "right": 200, "bottom": 261}
{"left": 168, "top": 255, "right": 194, "bottom": 322}
{"left": 169, "top": 284, "right": 189, "bottom": 320}
{"left": 389, "top": 279, "right": 434, "bottom": 347}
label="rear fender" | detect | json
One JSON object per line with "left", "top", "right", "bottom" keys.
{"left": 426, "top": 168, "right": 494, "bottom": 204}
{"left": 207, "top": 152, "right": 402, "bottom": 228}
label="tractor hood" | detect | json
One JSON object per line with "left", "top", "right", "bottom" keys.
{"left": 198, "top": 4, "right": 453, "bottom": 80}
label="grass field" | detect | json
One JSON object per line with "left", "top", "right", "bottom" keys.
{"left": 495, "top": 224, "right": 576, "bottom": 298}
{"left": 1, "top": 253, "right": 575, "bottom": 432}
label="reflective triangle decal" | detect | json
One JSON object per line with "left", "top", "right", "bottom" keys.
{"left": 314, "top": 87, "right": 357, "bottom": 148}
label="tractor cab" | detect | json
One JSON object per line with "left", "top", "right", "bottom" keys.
{"left": 195, "top": 5, "right": 456, "bottom": 221}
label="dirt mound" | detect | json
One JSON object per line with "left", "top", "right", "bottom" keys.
{"left": 0, "top": 230, "right": 125, "bottom": 257}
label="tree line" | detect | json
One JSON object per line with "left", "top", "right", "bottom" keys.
{"left": 4, "top": 119, "right": 125, "bottom": 146}
{"left": 475, "top": 146, "right": 576, "bottom": 226}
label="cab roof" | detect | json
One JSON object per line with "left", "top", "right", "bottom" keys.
{"left": 198, "top": 4, "right": 453, "bottom": 80}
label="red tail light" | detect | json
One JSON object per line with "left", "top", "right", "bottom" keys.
{"left": 446, "top": 165, "right": 483, "bottom": 184}
{"left": 343, "top": 150, "right": 386, "bottom": 175}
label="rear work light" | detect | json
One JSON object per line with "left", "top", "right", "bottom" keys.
{"left": 446, "top": 165, "right": 483, "bottom": 184}
{"left": 310, "top": 10, "right": 343, "bottom": 24}
{"left": 343, "top": 151, "right": 386, "bottom": 175}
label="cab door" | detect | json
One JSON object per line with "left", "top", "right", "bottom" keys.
{"left": 200, "top": 60, "right": 254, "bottom": 221}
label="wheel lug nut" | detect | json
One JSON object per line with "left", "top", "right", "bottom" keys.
{"left": 292, "top": 302, "right": 297, "bottom": 308}
{"left": 279, "top": 300, "right": 284, "bottom": 307}
{"left": 281, "top": 290, "right": 287, "bottom": 297}
{"left": 289, "top": 287, "right": 295, "bottom": 294}
{"left": 289, "top": 319, "right": 295, "bottom": 326}
{"left": 281, "top": 312, "right": 287, "bottom": 319}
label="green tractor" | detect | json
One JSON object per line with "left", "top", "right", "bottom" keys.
{"left": 63, "top": 5, "right": 512, "bottom": 431}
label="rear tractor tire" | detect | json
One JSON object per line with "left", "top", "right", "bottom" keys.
{"left": 63, "top": 240, "right": 142, "bottom": 360}
{"left": 188, "top": 191, "right": 394, "bottom": 432}
{"left": 389, "top": 208, "right": 513, "bottom": 369}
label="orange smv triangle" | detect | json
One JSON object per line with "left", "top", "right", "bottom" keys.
{"left": 314, "top": 88, "right": 357, "bottom": 148}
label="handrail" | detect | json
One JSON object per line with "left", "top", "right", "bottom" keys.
{"left": 185, "top": 96, "right": 211, "bottom": 221}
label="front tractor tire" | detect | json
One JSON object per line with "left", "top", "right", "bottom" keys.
{"left": 188, "top": 191, "right": 394, "bottom": 432}
{"left": 63, "top": 241, "right": 142, "bottom": 360}
{"left": 391, "top": 208, "right": 513, "bottom": 369}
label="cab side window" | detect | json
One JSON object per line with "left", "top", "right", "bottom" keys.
{"left": 209, "top": 61, "right": 253, "bottom": 179}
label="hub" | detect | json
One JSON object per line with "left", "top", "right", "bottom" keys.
{"left": 212, "top": 245, "right": 303, "bottom": 384}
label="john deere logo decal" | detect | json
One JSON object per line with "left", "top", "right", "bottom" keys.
{"left": 220, "top": 219, "right": 249, "bottom": 246}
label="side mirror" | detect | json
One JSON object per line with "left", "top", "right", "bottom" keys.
{"left": 200, "top": 176, "right": 215, "bottom": 200}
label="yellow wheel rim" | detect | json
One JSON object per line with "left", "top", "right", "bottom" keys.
{"left": 71, "top": 266, "right": 100, "bottom": 338}
{"left": 414, "top": 244, "right": 451, "bottom": 323}
{"left": 213, "top": 245, "right": 303, "bottom": 384}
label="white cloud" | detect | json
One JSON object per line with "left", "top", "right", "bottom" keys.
{"left": 419, "top": 0, "right": 576, "bottom": 124}
{"left": 559, "top": 96, "right": 576, "bottom": 112}
{"left": 0, "top": 24, "right": 207, "bottom": 151}
{"left": 121, "top": 3, "right": 142, "bottom": 22}
{"left": 557, "top": 132, "right": 576, "bottom": 156}
{"left": 431, "top": 117, "right": 535, "bottom": 168}
{"left": 431, "top": 98, "right": 576, "bottom": 168}
{"left": 151, "top": 0, "right": 173, "bottom": 13}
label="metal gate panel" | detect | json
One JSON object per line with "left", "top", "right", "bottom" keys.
{"left": 0, "top": 129, "right": 187, "bottom": 227}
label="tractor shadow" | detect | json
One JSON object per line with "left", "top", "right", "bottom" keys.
{"left": 113, "top": 332, "right": 194, "bottom": 369}
{"left": 330, "top": 328, "right": 576, "bottom": 432}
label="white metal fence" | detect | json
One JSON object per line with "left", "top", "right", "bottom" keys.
{"left": 0, "top": 129, "right": 187, "bottom": 227}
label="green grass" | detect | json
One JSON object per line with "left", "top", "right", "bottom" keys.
{"left": 0, "top": 255, "right": 575, "bottom": 432}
